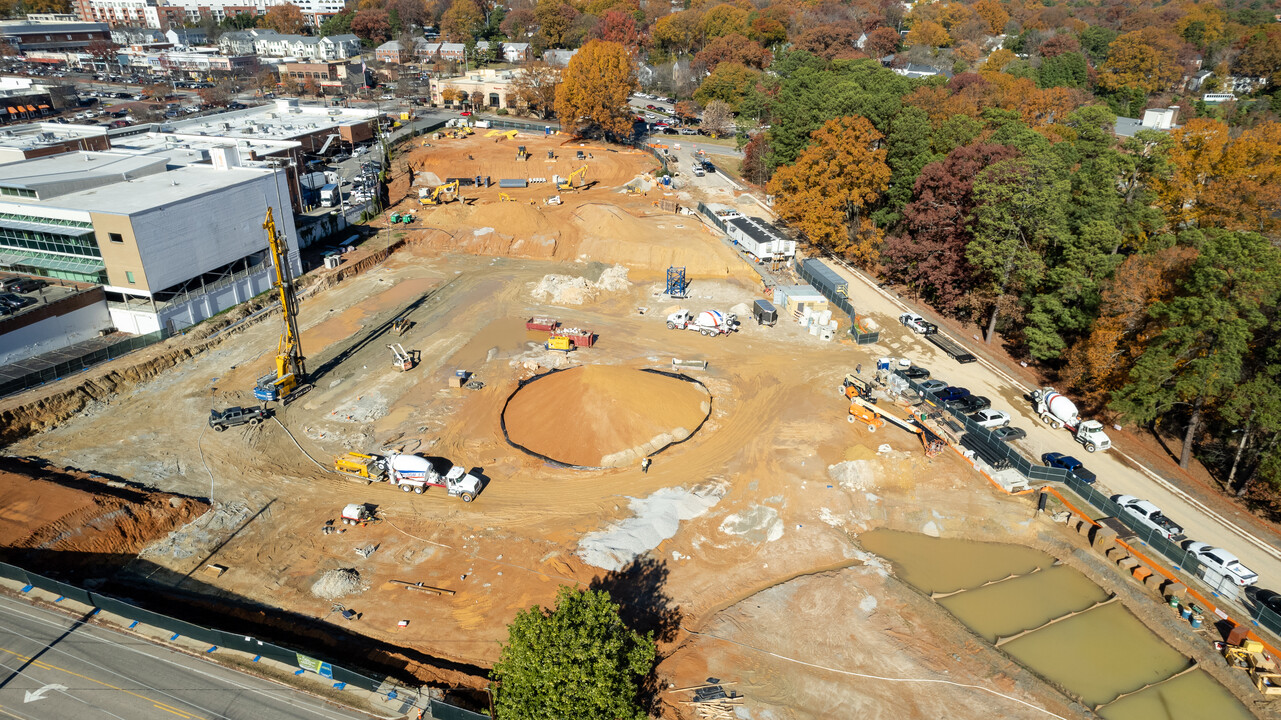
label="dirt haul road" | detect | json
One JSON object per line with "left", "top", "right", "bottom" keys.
{"left": 1, "top": 132, "right": 1259, "bottom": 719}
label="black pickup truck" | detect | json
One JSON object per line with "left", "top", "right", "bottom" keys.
{"left": 209, "top": 406, "right": 270, "bottom": 431}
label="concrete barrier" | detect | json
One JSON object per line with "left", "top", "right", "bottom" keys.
{"left": 1118, "top": 557, "right": 1140, "bottom": 572}
{"left": 1164, "top": 582, "right": 1188, "bottom": 601}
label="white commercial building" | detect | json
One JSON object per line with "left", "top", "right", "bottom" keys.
{"left": 76, "top": 0, "right": 349, "bottom": 29}
{"left": 0, "top": 149, "right": 299, "bottom": 335}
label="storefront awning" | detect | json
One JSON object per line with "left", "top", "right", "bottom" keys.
{"left": 24, "top": 105, "right": 35, "bottom": 113}
{"left": 5, "top": 107, "right": 15, "bottom": 114}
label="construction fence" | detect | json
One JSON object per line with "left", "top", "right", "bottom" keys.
{"left": 794, "top": 259, "right": 879, "bottom": 345}
{"left": 0, "top": 560, "right": 488, "bottom": 720}
{"left": 0, "top": 329, "right": 169, "bottom": 399}
{"left": 896, "top": 371, "right": 1281, "bottom": 639}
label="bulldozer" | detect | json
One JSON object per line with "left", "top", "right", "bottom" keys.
{"left": 556, "top": 165, "right": 588, "bottom": 192}
{"left": 516, "top": 145, "right": 529, "bottom": 161}
{"left": 419, "top": 180, "right": 459, "bottom": 206}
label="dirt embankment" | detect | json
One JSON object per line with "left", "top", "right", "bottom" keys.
{"left": 0, "top": 457, "right": 207, "bottom": 568}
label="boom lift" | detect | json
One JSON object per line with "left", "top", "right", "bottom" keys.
{"left": 253, "top": 208, "right": 306, "bottom": 403}
{"left": 556, "top": 166, "right": 588, "bottom": 191}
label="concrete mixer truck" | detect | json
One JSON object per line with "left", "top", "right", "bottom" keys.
{"left": 666, "top": 309, "right": 739, "bottom": 336}
{"left": 1029, "top": 387, "right": 1112, "bottom": 453}
{"left": 376, "top": 453, "right": 481, "bottom": 502}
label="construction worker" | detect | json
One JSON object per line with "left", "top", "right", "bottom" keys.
{"left": 641, "top": 457, "right": 651, "bottom": 474}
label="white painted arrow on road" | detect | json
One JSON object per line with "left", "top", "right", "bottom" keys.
{"left": 24, "top": 683, "right": 68, "bottom": 703}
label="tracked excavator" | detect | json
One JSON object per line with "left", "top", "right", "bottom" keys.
{"left": 556, "top": 165, "right": 588, "bottom": 192}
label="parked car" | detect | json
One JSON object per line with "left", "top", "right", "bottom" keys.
{"left": 936, "top": 386, "right": 970, "bottom": 403}
{"left": 702, "top": 161, "right": 716, "bottom": 173}
{"left": 2, "top": 276, "right": 45, "bottom": 293}
{"left": 919, "top": 378, "right": 948, "bottom": 395}
{"left": 1245, "top": 587, "right": 1281, "bottom": 614}
{"left": 901, "top": 366, "right": 931, "bottom": 380}
{"left": 459, "top": 110, "right": 472, "bottom": 116}
{"left": 992, "top": 426, "right": 1028, "bottom": 442}
{"left": 950, "top": 395, "right": 991, "bottom": 414}
{"left": 1185, "top": 542, "right": 1258, "bottom": 586}
{"left": 970, "top": 409, "right": 1011, "bottom": 428}
{"left": 0, "top": 292, "right": 35, "bottom": 309}
{"left": 1042, "top": 452, "right": 1097, "bottom": 484}
{"left": 899, "top": 312, "right": 938, "bottom": 335}
{"left": 1110, "top": 494, "right": 1184, "bottom": 540}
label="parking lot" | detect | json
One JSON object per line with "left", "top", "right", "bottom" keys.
{"left": 0, "top": 277, "right": 81, "bottom": 318}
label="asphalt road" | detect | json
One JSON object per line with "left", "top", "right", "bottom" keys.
{"left": 0, "top": 594, "right": 375, "bottom": 720}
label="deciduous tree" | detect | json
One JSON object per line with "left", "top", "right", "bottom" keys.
{"left": 694, "top": 33, "right": 770, "bottom": 71}
{"left": 692, "top": 62, "right": 759, "bottom": 111}
{"left": 492, "top": 586, "right": 655, "bottom": 720}
{"left": 1236, "top": 25, "right": 1281, "bottom": 85}
{"left": 1157, "top": 119, "right": 1281, "bottom": 235}
{"left": 699, "top": 4, "right": 748, "bottom": 39}
{"left": 511, "top": 61, "right": 561, "bottom": 117}
{"left": 535, "top": 0, "right": 579, "bottom": 48}
{"left": 768, "top": 116, "right": 891, "bottom": 266}
{"left": 863, "top": 26, "right": 900, "bottom": 59}
{"left": 700, "top": 99, "right": 734, "bottom": 136}
{"left": 1098, "top": 28, "right": 1184, "bottom": 94}
{"left": 652, "top": 10, "right": 700, "bottom": 54}
{"left": 441, "top": 0, "right": 484, "bottom": 41}
{"left": 263, "top": 2, "right": 305, "bottom": 34}
{"left": 974, "top": 0, "right": 1008, "bottom": 35}
{"left": 594, "top": 9, "right": 638, "bottom": 48}
{"left": 555, "top": 40, "right": 636, "bottom": 137}
{"left": 351, "top": 8, "right": 393, "bottom": 43}
{"left": 907, "top": 20, "right": 951, "bottom": 49}
{"left": 794, "top": 23, "right": 863, "bottom": 61}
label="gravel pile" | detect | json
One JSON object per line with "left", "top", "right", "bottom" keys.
{"left": 310, "top": 568, "right": 365, "bottom": 599}
{"left": 530, "top": 264, "right": 630, "bottom": 304}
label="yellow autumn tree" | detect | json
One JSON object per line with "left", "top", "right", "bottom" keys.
{"left": 1099, "top": 28, "right": 1183, "bottom": 94}
{"left": 974, "top": 0, "right": 1009, "bottom": 35}
{"left": 1176, "top": 4, "right": 1226, "bottom": 47}
{"left": 554, "top": 40, "right": 637, "bottom": 137}
{"left": 1157, "top": 119, "right": 1281, "bottom": 233}
{"left": 907, "top": 20, "right": 951, "bottom": 48}
{"left": 982, "top": 47, "right": 1015, "bottom": 75}
{"left": 767, "top": 116, "right": 891, "bottom": 267}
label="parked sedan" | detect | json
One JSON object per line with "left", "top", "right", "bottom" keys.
{"left": 950, "top": 395, "right": 991, "bottom": 414}
{"left": 992, "top": 426, "right": 1028, "bottom": 442}
{"left": 935, "top": 386, "right": 971, "bottom": 403}
{"left": 919, "top": 378, "right": 948, "bottom": 395}
{"left": 0, "top": 292, "right": 35, "bottom": 309}
{"left": 970, "top": 409, "right": 1011, "bottom": 428}
{"left": 1185, "top": 542, "right": 1259, "bottom": 586}
{"left": 1, "top": 276, "right": 44, "bottom": 292}
{"left": 1042, "top": 452, "right": 1097, "bottom": 484}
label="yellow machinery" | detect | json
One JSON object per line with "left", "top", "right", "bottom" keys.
{"left": 545, "top": 335, "right": 573, "bottom": 352}
{"left": 253, "top": 208, "right": 305, "bottom": 403}
{"left": 516, "top": 145, "right": 529, "bottom": 161}
{"left": 847, "top": 395, "right": 946, "bottom": 457}
{"left": 557, "top": 165, "right": 588, "bottom": 191}
{"left": 499, "top": 192, "right": 517, "bottom": 202}
{"left": 484, "top": 129, "right": 503, "bottom": 137}
{"left": 494, "top": 129, "right": 517, "bottom": 143}
{"left": 335, "top": 452, "right": 383, "bottom": 479}
{"left": 419, "top": 180, "right": 459, "bottom": 206}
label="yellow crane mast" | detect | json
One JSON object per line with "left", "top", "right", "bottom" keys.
{"left": 253, "top": 207, "right": 306, "bottom": 403}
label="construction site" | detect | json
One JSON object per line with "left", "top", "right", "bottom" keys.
{"left": 0, "top": 125, "right": 1274, "bottom": 720}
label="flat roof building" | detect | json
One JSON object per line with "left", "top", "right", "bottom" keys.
{"left": 0, "top": 149, "right": 299, "bottom": 335}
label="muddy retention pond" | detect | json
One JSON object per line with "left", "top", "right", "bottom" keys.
{"left": 861, "top": 529, "right": 1252, "bottom": 720}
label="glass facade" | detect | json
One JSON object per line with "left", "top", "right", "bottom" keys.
{"left": 0, "top": 213, "right": 106, "bottom": 284}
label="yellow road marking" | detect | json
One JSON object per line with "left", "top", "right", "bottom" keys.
{"left": 0, "top": 646, "right": 206, "bottom": 720}
{"left": 0, "top": 704, "right": 30, "bottom": 720}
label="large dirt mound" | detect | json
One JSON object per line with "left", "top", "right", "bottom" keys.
{"left": 503, "top": 366, "right": 711, "bottom": 468}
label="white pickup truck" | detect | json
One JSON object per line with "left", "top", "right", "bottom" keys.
{"left": 1111, "top": 494, "right": 1184, "bottom": 541}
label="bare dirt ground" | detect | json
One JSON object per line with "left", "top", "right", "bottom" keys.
{"left": 1, "top": 128, "right": 1266, "bottom": 719}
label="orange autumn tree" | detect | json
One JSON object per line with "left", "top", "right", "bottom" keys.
{"left": 768, "top": 116, "right": 891, "bottom": 266}
{"left": 1156, "top": 119, "right": 1281, "bottom": 234}
{"left": 554, "top": 40, "right": 637, "bottom": 137}
{"left": 907, "top": 19, "right": 951, "bottom": 48}
{"left": 975, "top": 0, "right": 1009, "bottom": 34}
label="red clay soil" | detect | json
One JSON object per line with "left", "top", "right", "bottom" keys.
{"left": 0, "top": 458, "right": 207, "bottom": 560}
{"left": 503, "top": 366, "right": 711, "bottom": 467}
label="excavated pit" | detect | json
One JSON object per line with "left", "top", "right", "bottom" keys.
{"left": 500, "top": 366, "right": 712, "bottom": 469}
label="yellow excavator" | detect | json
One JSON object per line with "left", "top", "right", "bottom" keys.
{"left": 557, "top": 165, "right": 588, "bottom": 192}
{"left": 499, "top": 192, "right": 517, "bottom": 202}
{"left": 253, "top": 208, "right": 306, "bottom": 403}
{"left": 419, "top": 180, "right": 459, "bottom": 206}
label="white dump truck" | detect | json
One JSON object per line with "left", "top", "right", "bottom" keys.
{"left": 1029, "top": 387, "right": 1112, "bottom": 453}
{"left": 377, "top": 453, "right": 481, "bottom": 502}
{"left": 666, "top": 309, "right": 738, "bottom": 336}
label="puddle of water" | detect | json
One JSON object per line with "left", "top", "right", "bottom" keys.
{"left": 1100, "top": 669, "right": 1255, "bottom": 720}
{"left": 452, "top": 317, "right": 543, "bottom": 369}
{"left": 864, "top": 529, "right": 1251, "bottom": 718}
{"left": 1001, "top": 602, "right": 1191, "bottom": 706}
{"left": 939, "top": 565, "right": 1110, "bottom": 642}
{"left": 860, "top": 529, "right": 1052, "bottom": 594}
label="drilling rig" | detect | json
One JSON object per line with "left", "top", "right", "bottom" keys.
{"left": 253, "top": 208, "right": 307, "bottom": 404}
